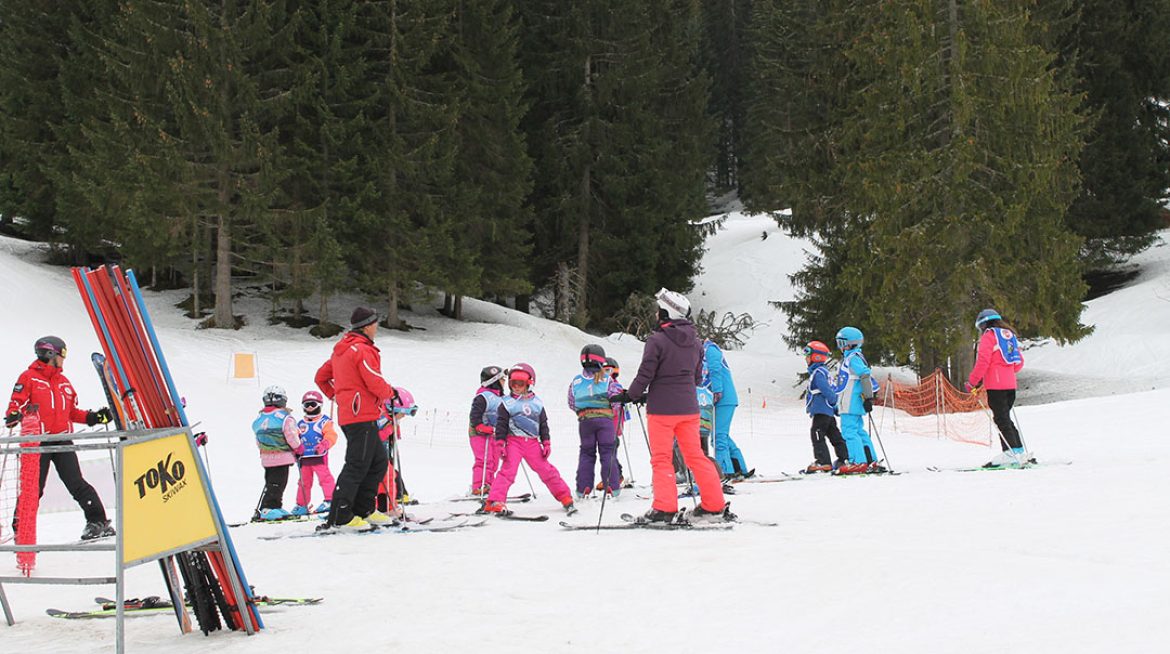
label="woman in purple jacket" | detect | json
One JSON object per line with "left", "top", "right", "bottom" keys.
{"left": 618, "top": 289, "right": 732, "bottom": 524}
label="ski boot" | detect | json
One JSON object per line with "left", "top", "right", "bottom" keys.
{"left": 81, "top": 519, "right": 116, "bottom": 541}
{"left": 470, "top": 486, "right": 490, "bottom": 496}
{"left": 687, "top": 502, "right": 737, "bottom": 524}
{"left": 315, "top": 500, "right": 331, "bottom": 514}
{"left": 804, "top": 462, "right": 833, "bottom": 474}
{"left": 478, "top": 500, "right": 507, "bottom": 515}
{"left": 290, "top": 505, "right": 310, "bottom": 517}
{"left": 364, "top": 510, "right": 397, "bottom": 526}
{"left": 562, "top": 497, "right": 578, "bottom": 516}
{"left": 642, "top": 508, "right": 678, "bottom": 524}
{"left": 259, "top": 508, "right": 291, "bottom": 521}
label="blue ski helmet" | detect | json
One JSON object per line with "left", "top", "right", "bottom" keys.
{"left": 835, "top": 326, "right": 864, "bottom": 351}
{"left": 975, "top": 309, "right": 1002, "bottom": 330}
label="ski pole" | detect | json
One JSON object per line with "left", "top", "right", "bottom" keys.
{"left": 519, "top": 460, "right": 537, "bottom": 499}
{"left": 636, "top": 404, "right": 655, "bottom": 482}
{"left": 620, "top": 431, "right": 634, "bottom": 485}
{"left": 595, "top": 476, "right": 608, "bottom": 534}
{"left": 1010, "top": 406, "right": 1030, "bottom": 453}
{"left": 866, "top": 412, "right": 893, "bottom": 472}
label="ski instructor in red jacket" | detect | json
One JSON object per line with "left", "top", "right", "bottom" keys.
{"left": 5, "top": 336, "right": 115, "bottom": 540}
{"left": 314, "top": 307, "right": 397, "bottom": 531}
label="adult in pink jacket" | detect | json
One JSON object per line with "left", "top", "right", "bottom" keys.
{"left": 966, "top": 309, "right": 1028, "bottom": 465}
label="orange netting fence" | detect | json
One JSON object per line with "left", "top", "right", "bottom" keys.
{"left": 873, "top": 369, "right": 994, "bottom": 446}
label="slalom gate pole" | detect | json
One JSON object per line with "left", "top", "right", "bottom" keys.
{"left": 867, "top": 413, "right": 893, "bottom": 473}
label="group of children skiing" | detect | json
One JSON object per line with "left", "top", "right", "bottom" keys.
{"left": 800, "top": 309, "right": 1028, "bottom": 474}
{"left": 249, "top": 307, "right": 1028, "bottom": 520}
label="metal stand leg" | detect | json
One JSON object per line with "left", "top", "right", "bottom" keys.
{"left": 0, "top": 580, "right": 14, "bottom": 626}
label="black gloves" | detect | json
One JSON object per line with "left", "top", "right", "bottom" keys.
{"left": 613, "top": 391, "right": 643, "bottom": 405}
{"left": 863, "top": 399, "right": 873, "bottom": 414}
{"left": 86, "top": 407, "right": 113, "bottom": 426}
{"left": 4, "top": 410, "right": 20, "bottom": 429}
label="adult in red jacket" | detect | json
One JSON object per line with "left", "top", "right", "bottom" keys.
{"left": 5, "top": 336, "right": 115, "bottom": 540}
{"left": 314, "top": 307, "right": 396, "bottom": 530}
{"left": 619, "top": 289, "right": 730, "bottom": 524}
{"left": 966, "top": 309, "right": 1028, "bottom": 464}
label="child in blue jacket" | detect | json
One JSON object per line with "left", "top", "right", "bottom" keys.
{"left": 803, "top": 341, "right": 849, "bottom": 472}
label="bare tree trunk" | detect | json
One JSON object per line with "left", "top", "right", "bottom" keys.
{"left": 556, "top": 261, "right": 571, "bottom": 322}
{"left": 386, "top": 282, "right": 402, "bottom": 329}
{"left": 442, "top": 292, "right": 454, "bottom": 317}
{"left": 453, "top": 295, "right": 463, "bottom": 321}
{"left": 212, "top": 213, "right": 233, "bottom": 328}
{"left": 573, "top": 53, "right": 593, "bottom": 329}
{"left": 192, "top": 215, "right": 201, "bottom": 319}
{"left": 319, "top": 283, "right": 330, "bottom": 325}
{"left": 516, "top": 294, "right": 530, "bottom": 314}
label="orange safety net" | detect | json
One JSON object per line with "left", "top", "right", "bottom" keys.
{"left": 873, "top": 369, "right": 993, "bottom": 446}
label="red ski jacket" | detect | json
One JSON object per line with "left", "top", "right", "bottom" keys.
{"left": 315, "top": 331, "right": 394, "bottom": 426}
{"left": 7, "top": 360, "right": 90, "bottom": 434}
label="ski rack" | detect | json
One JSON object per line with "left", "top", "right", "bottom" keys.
{"left": 0, "top": 425, "right": 252, "bottom": 653}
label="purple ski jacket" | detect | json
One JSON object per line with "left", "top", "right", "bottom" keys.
{"left": 626, "top": 319, "right": 704, "bottom": 416}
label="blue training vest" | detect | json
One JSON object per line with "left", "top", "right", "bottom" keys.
{"left": 297, "top": 415, "right": 331, "bottom": 457}
{"left": 478, "top": 390, "right": 504, "bottom": 427}
{"left": 502, "top": 394, "right": 544, "bottom": 438}
{"left": 253, "top": 409, "right": 292, "bottom": 453}
{"left": 992, "top": 328, "right": 1022, "bottom": 365}
{"left": 571, "top": 373, "right": 612, "bottom": 412}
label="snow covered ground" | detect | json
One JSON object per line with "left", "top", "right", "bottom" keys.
{"left": 1, "top": 217, "right": 1168, "bottom": 653}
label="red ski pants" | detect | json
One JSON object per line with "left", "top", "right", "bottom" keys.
{"left": 648, "top": 413, "right": 724, "bottom": 513}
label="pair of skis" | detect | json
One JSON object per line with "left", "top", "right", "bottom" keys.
{"left": 47, "top": 596, "right": 321, "bottom": 620}
{"left": 559, "top": 512, "right": 744, "bottom": 531}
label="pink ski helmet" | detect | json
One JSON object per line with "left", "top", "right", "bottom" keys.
{"left": 385, "top": 387, "right": 417, "bottom": 416}
{"left": 509, "top": 363, "right": 536, "bottom": 386}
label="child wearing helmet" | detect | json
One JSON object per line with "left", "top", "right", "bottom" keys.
{"left": 293, "top": 391, "right": 337, "bottom": 516}
{"left": 604, "top": 357, "right": 628, "bottom": 488}
{"left": 832, "top": 327, "right": 883, "bottom": 474}
{"left": 480, "top": 364, "right": 576, "bottom": 515}
{"left": 967, "top": 309, "right": 1029, "bottom": 467}
{"left": 568, "top": 344, "right": 623, "bottom": 498}
{"left": 702, "top": 338, "right": 751, "bottom": 480}
{"left": 803, "top": 341, "right": 849, "bottom": 473}
{"left": 468, "top": 366, "right": 507, "bottom": 495}
{"left": 376, "top": 387, "right": 418, "bottom": 513}
{"left": 251, "top": 385, "right": 304, "bottom": 520}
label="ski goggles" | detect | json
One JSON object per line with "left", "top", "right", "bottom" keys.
{"left": 302, "top": 401, "right": 321, "bottom": 410}
{"left": 509, "top": 372, "right": 532, "bottom": 385}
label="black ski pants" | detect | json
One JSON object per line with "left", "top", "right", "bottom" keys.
{"left": 39, "top": 444, "right": 107, "bottom": 523}
{"left": 810, "top": 414, "right": 849, "bottom": 465}
{"left": 329, "top": 420, "right": 388, "bottom": 525}
{"left": 986, "top": 389, "right": 1022, "bottom": 450}
{"left": 260, "top": 464, "right": 291, "bottom": 510}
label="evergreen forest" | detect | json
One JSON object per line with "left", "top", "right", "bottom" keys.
{"left": 1, "top": 0, "right": 1167, "bottom": 376}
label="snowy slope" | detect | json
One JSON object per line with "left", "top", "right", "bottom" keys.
{"left": 0, "top": 226, "right": 1168, "bottom": 654}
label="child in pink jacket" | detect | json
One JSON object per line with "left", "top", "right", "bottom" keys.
{"left": 966, "top": 309, "right": 1028, "bottom": 466}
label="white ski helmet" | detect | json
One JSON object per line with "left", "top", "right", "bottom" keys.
{"left": 262, "top": 385, "right": 288, "bottom": 407}
{"left": 655, "top": 287, "right": 691, "bottom": 320}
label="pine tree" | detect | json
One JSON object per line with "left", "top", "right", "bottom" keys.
{"left": 519, "top": 0, "right": 710, "bottom": 327}
{"left": 700, "top": 0, "right": 752, "bottom": 195}
{"left": 775, "top": 0, "right": 1089, "bottom": 381}
{"left": 1061, "top": 0, "right": 1170, "bottom": 267}
{"left": 443, "top": 0, "right": 534, "bottom": 317}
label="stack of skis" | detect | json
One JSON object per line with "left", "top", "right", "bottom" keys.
{"left": 72, "top": 264, "right": 261, "bottom": 635}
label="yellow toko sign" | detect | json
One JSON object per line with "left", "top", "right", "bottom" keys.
{"left": 120, "top": 431, "right": 218, "bottom": 566}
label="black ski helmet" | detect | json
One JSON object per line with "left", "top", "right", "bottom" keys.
{"left": 604, "top": 356, "right": 619, "bottom": 378}
{"left": 480, "top": 365, "right": 506, "bottom": 388}
{"left": 34, "top": 336, "right": 67, "bottom": 362}
{"left": 580, "top": 344, "right": 607, "bottom": 369}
